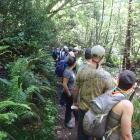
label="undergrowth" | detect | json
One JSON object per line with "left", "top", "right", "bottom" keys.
{"left": 0, "top": 37, "right": 57, "bottom": 139}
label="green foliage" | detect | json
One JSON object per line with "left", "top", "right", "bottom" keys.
{"left": 132, "top": 97, "right": 140, "bottom": 139}
{"left": 0, "top": 131, "right": 7, "bottom": 140}
{"left": 34, "top": 99, "right": 58, "bottom": 140}
{"left": 8, "top": 76, "right": 27, "bottom": 103}
{"left": 0, "top": 113, "right": 17, "bottom": 125}
{"left": 0, "top": 0, "right": 60, "bottom": 139}
{"left": 0, "top": 54, "right": 57, "bottom": 139}
{"left": 45, "top": 99, "right": 58, "bottom": 139}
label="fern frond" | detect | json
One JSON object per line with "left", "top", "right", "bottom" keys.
{"left": 0, "top": 112, "right": 17, "bottom": 124}
{"left": 0, "top": 101, "right": 30, "bottom": 112}
{"left": 0, "top": 131, "right": 7, "bottom": 140}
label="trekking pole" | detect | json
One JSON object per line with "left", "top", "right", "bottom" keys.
{"left": 129, "top": 83, "right": 138, "bottom": 101}
{"left": 129, "top": 90, "right": 135, "bottom": 101}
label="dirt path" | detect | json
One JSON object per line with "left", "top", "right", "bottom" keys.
{"left": 55, "top": 105, "right": 78, "bottom": 140}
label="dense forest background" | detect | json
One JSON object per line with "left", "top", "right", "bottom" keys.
{"left": 0, "top": 0, "right": 140, "bottom": 140}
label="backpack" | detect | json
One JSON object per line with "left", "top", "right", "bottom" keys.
{"left": 58, "top": 50, "right": 69, "bottom": 61}
{"left": 52, "top": 50, "right": 57, "bottom": 60}
{"left": 82, "top": 90, "right": 126, "bottom": 137}
{"left": 55, "top": 60, "right": 67, "bottom": 77}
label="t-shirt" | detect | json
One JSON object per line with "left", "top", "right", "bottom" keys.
{"left": 75, "top": 63, "right": 115, "bottom": 110}
{"left": 63, "top": 68, "right": 76, "bottom": 91}
{"left": 77, "top": 61, "right": 90, "bottom": 72}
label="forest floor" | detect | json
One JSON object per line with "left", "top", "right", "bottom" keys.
{"left": 55, "top": 105, "right": 77, "bottom": 140}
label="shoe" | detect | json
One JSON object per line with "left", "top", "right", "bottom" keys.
{"left": 65, "top": 120, "right": 74, "bottom": 129}
{"left": 71, "top": 105, "right": 78, "bottom": 110}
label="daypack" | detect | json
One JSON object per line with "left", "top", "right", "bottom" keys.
{"left": 55, "top": 60, "right": 67, "bottom": 77}
{"left": 83, "top": 90, "right": 126, "bottom": 137}
{"left": 58, "top": 51, "right": 66, "bottom": 61}
{"left": 52, "top": 50, "right": 57, "bottom": 60}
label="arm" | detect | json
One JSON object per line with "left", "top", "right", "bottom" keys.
{"left": 121, "top": 100, "right": 134, "bottom": 140}
{"left": 63, "top": 77, "right": 71, "bottom": 96}
{"left": 72, "top": 73, "right": 80, "bottom": 105}
{"left": 63, "top": 70, "right": 71, "bottom": 96}
{"left": 72, "top": 86, "right": 80, "bottom": 105}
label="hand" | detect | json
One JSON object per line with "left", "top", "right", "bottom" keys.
{"left": 67, "top": 91, "right": 72, "bottom": 97}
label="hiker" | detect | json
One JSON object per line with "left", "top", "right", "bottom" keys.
{"left": 58, "top": 45, "right": 69, "bottom": 61}
{"left": 62, "top": 56, "right": 78, "bottom": 128}
{"left": 55, "top": 47, "right": 76, "bottom": 103}
{"left": 64, "top": 48, "right": 75, "bottom": 62}
{"left": 105, "top": 70, "right": 136, "bottom": 140}
{"left": 72, "top": 48, "right": 92, "bottom": 108}
{"left": 73, "top": 45, "right": 115, "bottom": 140}
{"left": 77, "top": 48, "right": 92, "bottom": 72}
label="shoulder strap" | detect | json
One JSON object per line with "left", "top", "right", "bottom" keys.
{"left": 129, "top": 90, "right": 135, "bottom": 101}
{"left": 105, "top": 125, "right": 120, "bottom": 139}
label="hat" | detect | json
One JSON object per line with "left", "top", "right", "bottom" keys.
{"left": 74, "top": 47, "right": 80, "bottom": 52}
{"left": 63, "top": 45, "right": 69, "bottom": 51}
{"left": 118, "top": 70, "right": 136, "bottom": 90}
{"left": 85, "top": 48, "right": 91, "bottom": 59}
{"left": 91, "top": 45, "right": 105, "bottom": 58}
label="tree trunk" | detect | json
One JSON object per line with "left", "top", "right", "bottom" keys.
{"left": 106, "top": 2, "right": 121, "bottom": 62}
{"left": 104, "top": 0, "right": 114, "bottom": 45}
{"left": 84, "top": 21, "right": 89, "bottom": 47}
{"left": 98, "top": 0, "right": 105, "bottom": 43}
{"left": 122, "top": 0, "right": 133, "bottom": 69}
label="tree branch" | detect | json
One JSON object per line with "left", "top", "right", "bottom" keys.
{"left": 48, "top": 0, "right": 73, "bottom": 18}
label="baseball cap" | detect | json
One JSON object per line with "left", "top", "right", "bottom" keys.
{"left": 91, "top": 45, "right": 105, "bottom": 58}
{"left": 118, "top": 70, "right": 136, "bottom": 90}
{"left": 63, "top": 45, "right": 69, "bottom": 51}
{"left": 85, "top": 48, "right": 91, "bottom": 59}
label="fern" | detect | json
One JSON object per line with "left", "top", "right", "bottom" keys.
{"left": 0, "top": 113, "right": 17, "bottom": 124}
{"left": 0, "top": 101, "right": 30, "bottom": 116}
{"left": 8, "top": 76, "right": 27, "bottom": 103}
{"left": 0, "top": 131, "right": 7, "bottom": 140}
{"left": 10, "top": 58, "right": 28, "bottom": 78}
{"left": 0, "top": 45, "right": 10, "bottom": 52}
{"left": 132, "top": 97, "right": 140, "bottom": 139}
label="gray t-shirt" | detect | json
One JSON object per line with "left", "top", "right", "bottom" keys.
{"left": 63, "top": 68, "right": 76, "bottom": 91}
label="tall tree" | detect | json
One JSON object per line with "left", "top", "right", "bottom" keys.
{"left": 122, "top": 0, "right": 133, "bottom": 69}
{"left": 104, "top": 0, "right": 114, "bottom": 46}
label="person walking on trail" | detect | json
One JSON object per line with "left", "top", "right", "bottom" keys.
{"left": 72, "top": 48, "right": 92, "bottom": 108}
{"left": 105, "top": 70, "right": 136, "bottom": 140}
{"left": 77, "top": 48, "right": 92, "bottom": 72}
{"left": 73, "top": 45, "right": 115, "bottom": 140}
{"left": 62, "top": 56, "right": 78, "bottom": 128}
{"left": 58, "top": 46, "right": 69, "bottom": 61}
